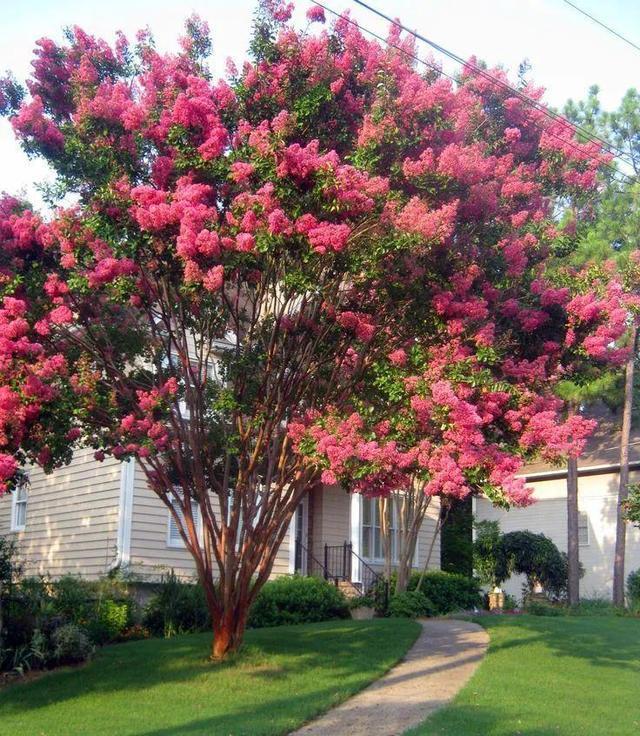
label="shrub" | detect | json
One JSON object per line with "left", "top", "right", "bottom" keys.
{"left": 503, "top": 593, "right": 519, "bottom": 610}
{"left": 87, "top": 600, "right": 130, "bottom": 644}
{"left": 389, "top": 590, "right": 435, "bottom": 618}
{"left": 51, "top": 623, "right": 93, "bottom": 665}
{"left": 526, "top": 601, "right": 563, "bottom": 617}
{"left": 498, "top": 531, "right": 579, "bottom": 600}
{"left": 50, "top": 575, "right": 93, "bottom": 624}
{"left": 569, "top": 597, "right": 621, "bottom": 617}
{"left": 143, "top": 573, "right": 210, "bottom": 637}
{"left": 627, "top": 569, "right": 640, "bottom": 611}
{"left": 409, "top": 571, "right": 482, "bottom": 614}
{"left": 473, "top": 520, "right": 502, "bottom": 587}
{"left": 248, "top": 576, "right": 349, "bottom": 628}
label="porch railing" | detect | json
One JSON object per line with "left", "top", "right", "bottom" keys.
{"left": 298, "top": 541, "right": 388, "bottom": 605}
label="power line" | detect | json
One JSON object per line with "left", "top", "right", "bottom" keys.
{"left": 559, "top": 0, "right": 640, "bottom": 54}
{"left": 309, "top": 1, "right": 633, "bottom": 191}
{"left": 349, "top": 0, "right": 637, "bottom": 177}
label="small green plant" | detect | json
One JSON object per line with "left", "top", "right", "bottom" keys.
{"left": 503, "top": 593, "right": 519, "bottom": 610}
{"left": 87, "top": 600, "right": 129, "bottom": 644}
{"left": 388, "top": 590, "right": 435, "bottom": 618}
{"left": 143, "top": 572, "right": 210, "bottom": 638}
{"left": 51, "top": 623, "right": 93, "bottom": 665}
{"left": 248, "top": 575, "right": 349, "bottom": 628}
{"left": 348, "top": 595, "right": 375, "bottom": 610}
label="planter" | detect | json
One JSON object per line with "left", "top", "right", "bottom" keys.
{"left": 350, "top": 606, "right": 375, "bottom": 620}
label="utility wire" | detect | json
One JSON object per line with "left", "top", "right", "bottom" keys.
{"left": 309, "top": 1, "right": 633, "bottom": 192}
{"left": 349, "top": 0, "right": 636, "bottom": 176}
{"left": 559, "top": 0, "right": 640, "bottom": 54}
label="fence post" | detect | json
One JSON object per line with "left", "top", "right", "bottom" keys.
{"left": 323, "top": 544, "right": 328, "bottom": 580}
{"left": 347, "top": 542, "right": 352, "bottom": 581}
{"left": 342, "top": 542, "right": 347, "bottom": 580}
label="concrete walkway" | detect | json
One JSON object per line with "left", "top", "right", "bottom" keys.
{"left": 291, "top": 619, "right": 488, "bottom": 736}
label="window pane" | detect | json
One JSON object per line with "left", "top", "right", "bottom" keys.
{"left": 15, "top": 501, "right": 26, "bottom": 528}
{"left": 374, "top": 525, "right": 382, "bottom": 559}
{"left": 16, "top": 485, "right": 27, "bottom": 502}
{"left": 363, "top": 497, "right": 371, "bottom": 525}
{"left": 362, "top": 526, "right": 370, "bottom": 558}
{"left": 578, "top": 513, "right": 589, "bottom": 546}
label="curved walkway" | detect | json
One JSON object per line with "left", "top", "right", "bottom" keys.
{"left": 291, "top": 618, "right": 488, "bottom": 736}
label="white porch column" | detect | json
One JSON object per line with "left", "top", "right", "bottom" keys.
{"left": 116, "top": 458, "right": 135, "bottom": 569}
{"left": 287, "top": 509, "right": 297, "bottom": 574}
{"left": 350, "top": 493, "right": 362, "bottom": 583}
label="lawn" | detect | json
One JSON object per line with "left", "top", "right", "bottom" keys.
{"left": 410, "top": 614, "right": 640, "bottom": 736}
{"left": 0, "top": 618, "right": 420, "bottom": 736}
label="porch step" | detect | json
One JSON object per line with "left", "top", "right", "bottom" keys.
{"left": 337, "top": 580, "right": 362, "bottom": 599}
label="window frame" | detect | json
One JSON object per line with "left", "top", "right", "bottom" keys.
{"left": 10, "top": 480, "right": 28, "bottom": 532}
{"left": 166, "top": 492, "right": 203, "bottom": 549}
{"left": 578, "top": 511, "right": 590, "bottom": 547}
{"left": 361, "top": 496, "right": 398, "bottom": 565}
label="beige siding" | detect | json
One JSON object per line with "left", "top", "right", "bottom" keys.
{"left": 311, "top": 484, "right": 351, "bottom": 563}
{"left": 476, "top": 469, "right": 640, "bottom": 600}
{"left": 415, "top": 497, "right": 441, "bottom": 572}
{"left": 0, "top": 449, "right": 121, "bottom": 579}
{"left": 127, "top": 467, "right": 291, "bottom": 580}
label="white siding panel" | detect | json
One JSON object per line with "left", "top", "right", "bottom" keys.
{"left": 127, "top": 470, "right": 292, "bottom": 581}
{"left": 0, "top": 449, "right": 121, "bottom": 579}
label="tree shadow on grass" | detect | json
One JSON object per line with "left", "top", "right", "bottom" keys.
{"left": 0, "top": 619, "right": 422, "bottom": 731}
{"left": 408, "top": 702, "right": 576, "bottom": 736}
{"left": 479, "top": 614, "right": 640, "bottom": 673}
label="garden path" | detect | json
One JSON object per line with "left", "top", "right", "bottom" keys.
{"left": 290, "top": 618, "right": 488, "bottom": 736}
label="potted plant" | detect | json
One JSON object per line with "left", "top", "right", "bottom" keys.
{"left": 349, "top": 595, "right": 376, "bottom": 620}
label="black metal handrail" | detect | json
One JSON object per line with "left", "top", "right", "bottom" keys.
{"left": 297, "top": 541, "right": 389, "bottom": 608}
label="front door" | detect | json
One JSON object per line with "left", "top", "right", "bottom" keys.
{"left": 294, "top": 498, "right": 308, "bottom": 574}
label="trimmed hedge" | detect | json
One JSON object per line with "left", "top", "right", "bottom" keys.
{"left": 408, "top": 571, "right": 482, "bottom": 614}
{"left": 389, "top": 590, "right": 436, "bottom": 618}
{"left": 248, "top": 575, "right": 350, "bottom": 628}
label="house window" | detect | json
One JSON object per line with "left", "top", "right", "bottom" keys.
{"left": 11, "top": 482, "right": 28, "bottom": 532}
{"left": 578, "top": 512, "right": 589, "bottom": 547}
{"left": 167, "top": 494, "right": 201, "bottom": 548}
{"left": 361, "top": 497, "right": 397, "bottom": 563}
{"left": 162, "top": 354, "right": 220, "bottom": 422}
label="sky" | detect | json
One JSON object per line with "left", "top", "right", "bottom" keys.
{"left": 1, "top": 0, "right": 638, "bottom": 208}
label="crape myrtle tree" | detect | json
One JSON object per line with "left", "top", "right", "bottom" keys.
{"left": 0, "top": 2, "right": 630, "bottom": 656}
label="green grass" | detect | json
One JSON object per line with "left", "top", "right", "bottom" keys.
{"left": 0, "top": 618, "right": 420, "bottom": 736}
{"left": 409, "top": 614, "right": 640, "bottom": 736}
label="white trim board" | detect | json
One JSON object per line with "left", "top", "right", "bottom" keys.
{"left": 115, "top": 458, "right": 134, "bottom": 568}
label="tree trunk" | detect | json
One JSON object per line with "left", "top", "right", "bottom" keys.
{"left": 613, "top": 323, "right": 638, "bottom": 606}
{"left": 211, "top": 605, "right": 249, "bottom": 660}
{"left": 379, "top": 497, "right": 393, "bottom": 584}
{"left": 395, "top": 553, "right": 409, "bottom": 593}
{"left": 567, "top": 453, "right": 580, "bottom": 606}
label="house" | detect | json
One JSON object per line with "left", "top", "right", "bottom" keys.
{"left": 475, "top": 410, "right": 640, "bottom": 600}
{"left": 0, "top": 449, "right": 441, "bottom": 589}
